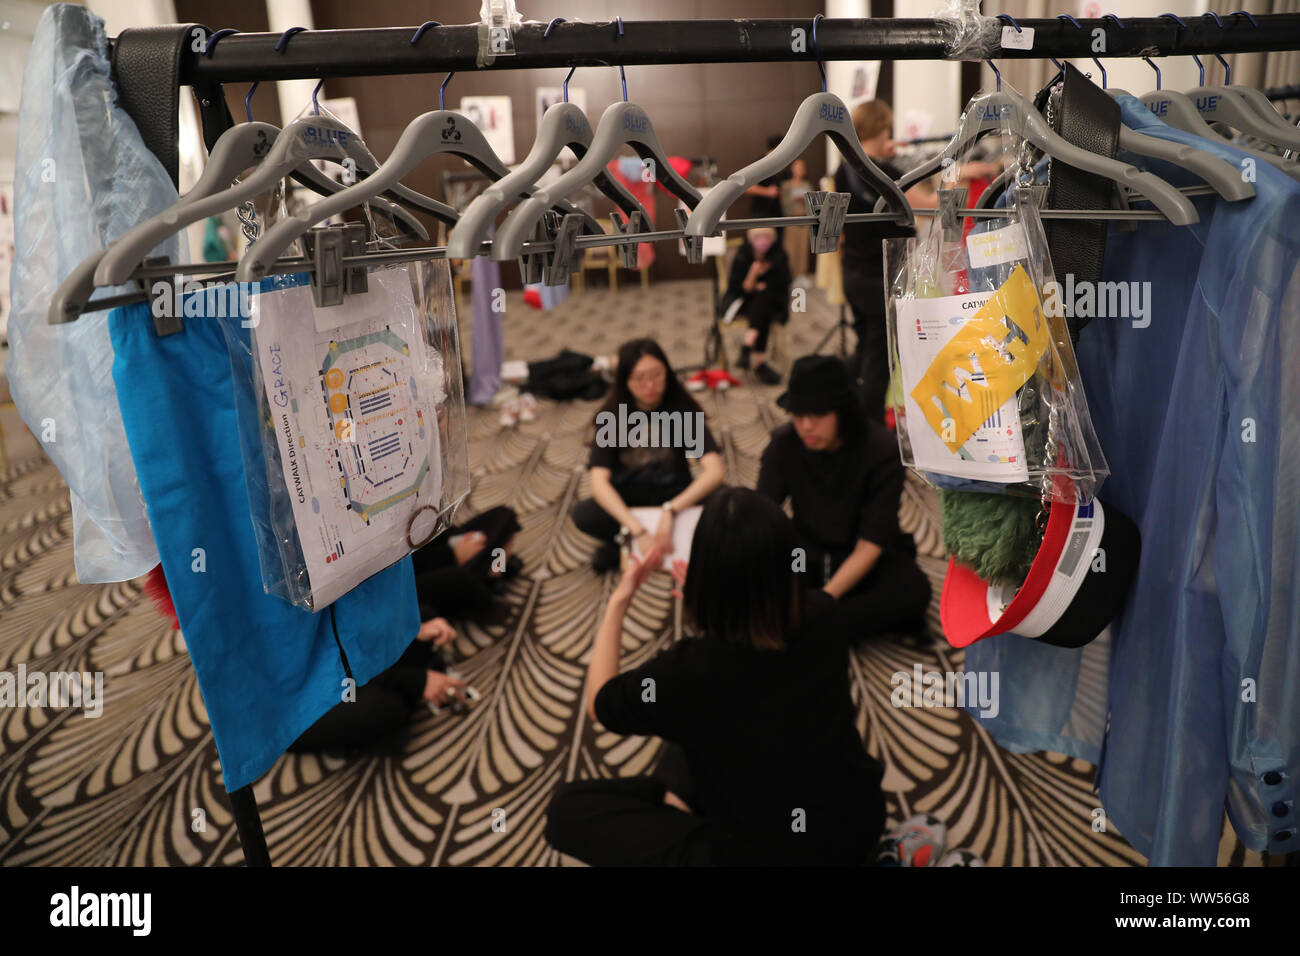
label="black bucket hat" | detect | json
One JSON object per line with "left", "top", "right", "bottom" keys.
{"left": 776, "top": 355, "right": 856, "bottom": 415}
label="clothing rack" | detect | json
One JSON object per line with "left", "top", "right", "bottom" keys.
{"left": 101, "top": 15, "right": 1300, "bottom": 868}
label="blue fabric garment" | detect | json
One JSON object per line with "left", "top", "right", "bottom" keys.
{"left": 6, "top": 3, "right": 181, "bottom": 582}
{"left": 966, "top": 96, "right": 1300, "bottom": 865}
{"left": 107, "top": 286, "right": 419, "bottom": 792}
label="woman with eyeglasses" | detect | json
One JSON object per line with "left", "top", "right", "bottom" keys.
{"left": 572, "top": 338, "right": 726, "bottom": 573}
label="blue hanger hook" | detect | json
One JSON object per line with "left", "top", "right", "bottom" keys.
{"left": 312, "top": 78, "right": 325, "bottom": 115}
{"left": 543, "top": 18, "right": 574, "bottom": 102}
{"left": 615, "top": 17, "right": 627, "bottom": 101}
{"left": 811, "top": 14, "right": 827, "bottom": 93}
{"left": 440, "top": 72, "right": 455, "bottom": 111}
{"left": 1200, "top": 12, "right": 1231, "bottom": 83}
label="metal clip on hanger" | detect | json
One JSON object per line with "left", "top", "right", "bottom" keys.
{"left": 91, "top": 28, "right": 456, "bottom": 288}
{"left": 238, "top": 23, "right": 602, "bottom": 286}
{"left": 446, "top": 19, "right": 649, "bottom": 262}
{"left": 883, "top": 49, "right": 1198, "bottom": 225}
{"left": 687, "top": 14, "right": 912, "bottom": 246}
{"left": 492, "top": 17, "right": 703, "bottom": 264}
{"left": 49, "top": 28, "right": 431, "bottom": 326}
{"left": 1185, "top": 13, "right": 1300, "bottom": 151}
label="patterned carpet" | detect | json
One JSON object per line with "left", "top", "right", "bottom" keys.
{"left": 0, "top": 276, "right": 1258, "bottom": 866}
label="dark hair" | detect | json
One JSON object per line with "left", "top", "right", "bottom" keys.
{"left": 682, "top": 488, "right": 803, "bottom": 650}
{"left": 597, "top": 337, "right": 701, "bottom": 419}
{"left": 827, "top": 377, "right": 871, "bottom": 453}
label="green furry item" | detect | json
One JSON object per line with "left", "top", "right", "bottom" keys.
{"left": 940, "top": 490, "right": 1045, "bottom": 586}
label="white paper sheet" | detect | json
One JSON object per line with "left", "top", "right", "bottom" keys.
{"left": 894, "top": 292, "right": 1030, "bottom": 482}
{"left": 255, "top": 267, "right": 443, "bottom": 608}
{"left": 628, "top": 506, "right": 703, "bottom": 562}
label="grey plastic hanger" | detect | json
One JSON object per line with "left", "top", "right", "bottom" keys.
{"left": 689, "top": 17, "right": 912, "bottom": 240}
{"left": 492, "top": 18, "right": 702, "bottom": 262}
{"left": 885, "top": 85, "right": 1198, "bottom": 225}
{"left": 239, "top": 67, "right": 604, "bottom": 283}
{"left": 1182, "top": 44, "right": 1300, "bottom": 151}
{"left": 446, "top": 78, "right": 649, "bottom": 259}
{"left": 96, "top": 109, "right": 458, "bottom": 290}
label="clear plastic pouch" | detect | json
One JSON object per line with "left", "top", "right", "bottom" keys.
{"left": 224, "top": 257, "right": 469, "bottom": 611}
{"left": 884, "top": 96, "right": 1108, "bottom": 506}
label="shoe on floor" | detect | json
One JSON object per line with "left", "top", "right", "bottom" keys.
{"left": 592, "top": 541, "right": 621, "bottom": 574}
{"left": 754, "top": 362, "right": 781, "bottom": 386}
{"left": 499, "top": 398, "right": 520, "bottom": 427}
{"left": 874, "top": 813, "right": 947, "bottom": 867}
{"left": 518, "top": 392, "right": 538, "bottom": 423}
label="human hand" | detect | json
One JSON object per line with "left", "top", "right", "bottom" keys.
{"left": 424, "top": 670, "right": 467, "bottom": 707}
{"left": 669, "top": 558, "right": 688, "bottom": 599}
{"left": 452, "top": 531, "right": 487, "bottom": 566}
{"left": 418, "top": 617, "right": 458, "bottom": 646}
{"left": 614, "top": 547, "right": 663, "bottom": 603}
{"left": 652, "top": 510, "right": 675, "bottom": 556}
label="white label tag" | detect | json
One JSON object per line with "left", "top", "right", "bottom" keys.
{"left": 1000, "top": 25, "right": 1035, "bottom": 50}
{"left": 966, "top": 223, "right": 1029, "bottom": 270}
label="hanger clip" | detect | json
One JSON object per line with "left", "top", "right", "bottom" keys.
{"left": 304, "top": 223, "right": 368, "bottom": 307}
{"left": 674, "top": 207, "right": 706, "bottom": 264}
{"left": 137, "top": 256, "right": 184, "bottom": 337}
{"left": 804, "top": 191, "right": 851, "bottom": 254}
{"left": 938, "top": 188, "right": 969, "bottom": 243}
{"left": 544, "top": 212, "right": 586, "bottom": 286}
{"left": 608, "top": 211, "right": 646, "bottom": 270}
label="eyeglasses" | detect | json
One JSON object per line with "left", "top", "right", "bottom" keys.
{"left": 628, "top": 369, "right": 666, "bottom": 385}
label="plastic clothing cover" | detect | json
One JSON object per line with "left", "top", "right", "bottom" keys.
{"left": 966, "top": 96, "right": 1300, "bottom": 865}
{"left": 6, "top": 3, "right": 182, "bottom": 582}
{"left": 107, "top": 284, "right": 420, "bottom": 792}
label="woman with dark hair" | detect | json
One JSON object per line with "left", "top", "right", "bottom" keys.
{"left": 545, "top": 487, "right": 887, "bottom": 866}
{"left": 757, "top": 355, "right": 931, "bottom": 642}
{"left": 572, "top": 338, "right": 726, "bottom": 572}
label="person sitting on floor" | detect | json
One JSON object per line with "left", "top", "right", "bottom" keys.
{"left": 757, "top": 354, "right": 930, "bottom": 643}
{"left": 411, "top": 505, "right": 522, "bottom": 624}
{"left": 289, "top": 616, "right": 467, "bottom": 756}
{"left": 572, "top": 337, "right": 726, "bottom": 573}
{"left": 721, "top": 226, "right": 793, "bottom": 385}
{"left": 546, "top": 487, "right": 887, "bottom": 866}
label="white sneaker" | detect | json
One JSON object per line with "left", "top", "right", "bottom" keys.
{"left": 499, "top": 399, "right": 520, "bottom": 427}
{"left": 518, "top": 392, "right": 538, "bottom": 422}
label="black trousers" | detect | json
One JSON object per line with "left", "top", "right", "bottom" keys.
{"left": 545, "top": 745, "right": 751, "bottom": 866}
{"left": 802, "top": 537, "right": 931, "bottom": 642}
{"left": 736, "top": 287, "right": 788, "bottom": 352}
{"left": 289, "top": 639, "right": 435, "bottom": 755}
{"left": 412, "top": 505, "right": 520, "bottom": 621}
{"left": 571, "top": 480, "right": 691, "bottom": 545}
{"left": 842, "top": 262, "right": 889, "bottom": 423}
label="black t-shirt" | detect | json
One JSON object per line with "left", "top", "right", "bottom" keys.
{"left": 752, "top": 166, "right": 791, "bottom": 220}
{"left": 594, "top": 590, "right": 885, "bottom": 865}
{"left": 757, "top": 418, "right": 913, "bottom": 563}
{"left": 588, "top": 394, "right": 720, "bottom": 496}
{"left": 834, "top": 158, "right": 902, "bottom": 270}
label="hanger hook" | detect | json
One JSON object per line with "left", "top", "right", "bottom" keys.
{"left": 244, "top": 82, "right": 259, "bottom": 123}
{"left": 1055, "top": 14, "right": 1082, "bottom": 83}
{"left": 1191, "top": 52, "right": 1204, "bottom": 86}
{"left": 1230, "top": 10, "right": 1260, "bottom": 28}
{"left": 989, "top": 58, "right": 1002, "bottom": 92}
{"left": 410, "top": 21, "right": 441, "bottom": 46}
{"left": 1200, "top": 12, "right": 1230, "bottom": 83}
{"left": 543, "top": 18, "right": 572, "bottom": 102}
{"left": 995, "top": 14, "right": 1022, "bottom": 32}
{"left": 1157, "top": 11, "right": 1185, "bottom": 89}
{"left": 812, "top": 14, "right": 827, "bottom": 93}
{"left": 440, "top": 72, "right": 455, "bottom": 111}
{"left": 202, "top": 28, "right": 238, "bottom": 57}
{"left": 1101, "top": 14, "right": 1125, "bottom": 31}
{"left": 274, "top": 25, "right": 307, "bottom": 53}
{"left": 1143, "top": 55, "right": 1162, "bottom": 91}
{"left": 312, "top": 77, "right": 325, "bottom": 115}
{"left": 615, "top": 17, "right": 627, "bottom": 101}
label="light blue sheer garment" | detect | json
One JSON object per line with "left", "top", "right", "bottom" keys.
{"left": 964, "top": 96, "right": 1300, "bottom": 865}
{"left": 6, "top": 4, "right": 182, "bottom": 582}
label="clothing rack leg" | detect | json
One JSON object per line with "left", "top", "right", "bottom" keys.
{"left": 229, "top": 784, "right": 272, "bottom": 867}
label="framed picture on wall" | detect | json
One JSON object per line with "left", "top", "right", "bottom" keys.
{"left": 460, "top": 95, "right": 515, "bottom": 165}
{"left": 535, "top": 86, "right": 587, "bottom": 130}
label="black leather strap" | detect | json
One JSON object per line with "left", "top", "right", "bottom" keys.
{"left": 1043, "top": 62, "right": 1120, "bottom": 343}
{"left": 111, "top": 24, "right": 206, "bottom": 189}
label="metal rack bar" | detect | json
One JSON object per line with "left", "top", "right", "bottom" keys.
{"left": 159, "top": 16, "right": 1300, "bottom": 85}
